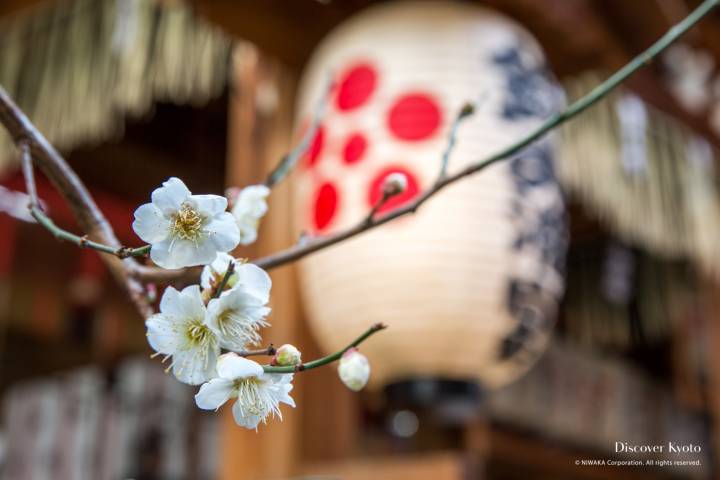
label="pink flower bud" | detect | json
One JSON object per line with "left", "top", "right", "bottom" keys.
{"left": 272, "top": 344, "right": 302, "bottom": 366}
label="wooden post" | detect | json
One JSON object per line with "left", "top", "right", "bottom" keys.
{"left": 219, "top": 43, "right": 300, "bottom": 480}
{"left": 219, "top": 42, "right": 363, "bottom": 478}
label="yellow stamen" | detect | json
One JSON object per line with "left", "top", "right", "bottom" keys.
{"left": 171, "top": 203, "right": 204, "bottom": 240}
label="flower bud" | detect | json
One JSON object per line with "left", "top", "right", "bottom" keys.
{"left": 272, "top": 344, "right": 302, "bottom": 366}
{"left": 146, "top": 283, "right": 158, "bottom": 303}
{"left": 338, "top": 348, "right": 370, "bottom": 391}
{"left": 382, "top": 172, "right": 408, "bottom": 196}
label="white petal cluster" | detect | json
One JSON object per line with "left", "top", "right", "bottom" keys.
{"left": 146, "top": 285, "right": 220, "bottom": 385}
{"left": 201, "top": 253, "right": 272, "bottom": 351}
{"left": 146, "top": 257, "right": 273, "bottom": 385}
{"left": 195, "top": 353, "right": 295, "bottom": 430}
{"left": 133, "top": 178, "right": 240, "bottom": 269}
{"left": 230, "top": 185, "right": 270, "bottom": 246}
{"left": 135, "top": 177, "right": 372, "bottom": 431}
{"left": 200, "top": 252, "right": 271, "bottom": 301}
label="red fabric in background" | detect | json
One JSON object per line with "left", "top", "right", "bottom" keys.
{"left": 0, "top": 170, "right": 139, "bottom": 244}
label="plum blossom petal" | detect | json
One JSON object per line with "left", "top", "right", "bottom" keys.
{"left": 173, "top": 348, "right": 218, "bottom": 385}
{"left": 217, "top": 353, "right": 264, "bottom": 380}
{"left": 146, "top": 285, "right": 219, "bottom": 385}
{"left": 195, "top": 378, "right": 235, "bottom": 410}
{"left": 132, "top": 204, "right": 170, "bottom": 243}
{"left": 190, "top": 195, "right": 229, "bottom": 216}
{"left": 158, "top": 285, "right": 184, "bottom": 318}
{"left": 206, "top": 287, "right": 270, "bottom": 351}
{"left": 230, "top": 185, "right": 270, "bottom": 246}
{"left": 232, "top": 402, "right": 262, "bottom": 429}
{"left": 146, "top": 314, "right": 185, "bottom": 354}
{"left": 206, "top": 214, "right": 241, "bottom": 253}
{"left": 151, "top": 177, "right": 192, "bottom": 215}
{"left": 235, "top": 263, "right": 272, "bottom": 303}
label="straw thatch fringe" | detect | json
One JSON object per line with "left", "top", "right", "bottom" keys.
{"left": 559, "top": 72, "right": 720, "bottom": 278}
{"left": 0, "top": 0, "right": 233, "bottom": 172}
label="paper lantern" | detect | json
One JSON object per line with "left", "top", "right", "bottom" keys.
{"left": 293, "top": 1, "right": 567, "bottom": 391}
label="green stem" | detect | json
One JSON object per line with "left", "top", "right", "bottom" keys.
{"left": 30, "top": 206, "right": 150, "bottom": 258}
{"left": 438, "top": 102, "right": 476, "bottom": 181}
{"left": 262, "top": 323, "right": 387, "bottom": 374}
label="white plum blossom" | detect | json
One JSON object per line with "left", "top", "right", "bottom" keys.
{"left": 272, "top": 344, "right": 302, "bottom": 366}
{"left": 230, "top": 184, "right": 270, "bottom": 246}
{"left": 146, "top": 285, "right": 219, "bottom": 385}
{"left": 206, "top": 284, "right": 271, "bottom": 351}
{"left": 195, "top": 353, "right": 295, "bottom": 430}
{"left": 200, "top": 252, "right": 271, "bottom": 301}
{"left": 133, "top": 177, "right": 240, "bottom": 269}
{"left": 338, "top": 348, "right": 370, "bottom": 391}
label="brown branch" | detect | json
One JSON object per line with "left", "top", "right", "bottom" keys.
{"left": 0, "top": 86, "right": 154, "bottom": 318}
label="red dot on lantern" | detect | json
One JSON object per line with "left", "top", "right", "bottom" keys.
{"left": 387, "top": 93, "right": 442, "bottom": 141}
{"left": 342, "top": 133, "right": 368, "bottom": 165}
{"left": 313, "top": 182, "right": 339, "bottom": 232}
{"left": 304, "top": 124, "right": 325, "bottom": 168}
{"left": 368, "top": 166, "right": 420, "bottom": 214}
{"left": 336, "top": 63, "right": 378, "bottom": 111}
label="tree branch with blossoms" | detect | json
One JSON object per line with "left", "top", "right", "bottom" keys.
{"left": 0, "top": 0, "right": 717, "bottom": 430}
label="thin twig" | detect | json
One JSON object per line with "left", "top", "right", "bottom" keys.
{"left": 437, "top": 102, "right": 476, "bottom": 181}
{"left": 26, "top": 205, "right": 150, "bottom": 257}
{"left": 212, "top": 260, "right": 236, "bottom": 299}
{"left": 262, "top": 323, "right": 386, "bottom": 374}
{"left": 264, "top": 75, "right": 333, "bottom": 188}
{"left": 251, "top": 0, "right": 719, "bottom": 271}
{"left": 238, "top": 345, "right": 277, "bottom": 357}
{"left": 365, "top": 190, "right": 393, "bottom": 225}
{"left": 20, "top": 142, "right": 38, "bottom": 206}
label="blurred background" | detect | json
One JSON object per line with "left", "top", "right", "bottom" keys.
{"left": 1, "top": 0, "right": 720, "bottom": 479}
